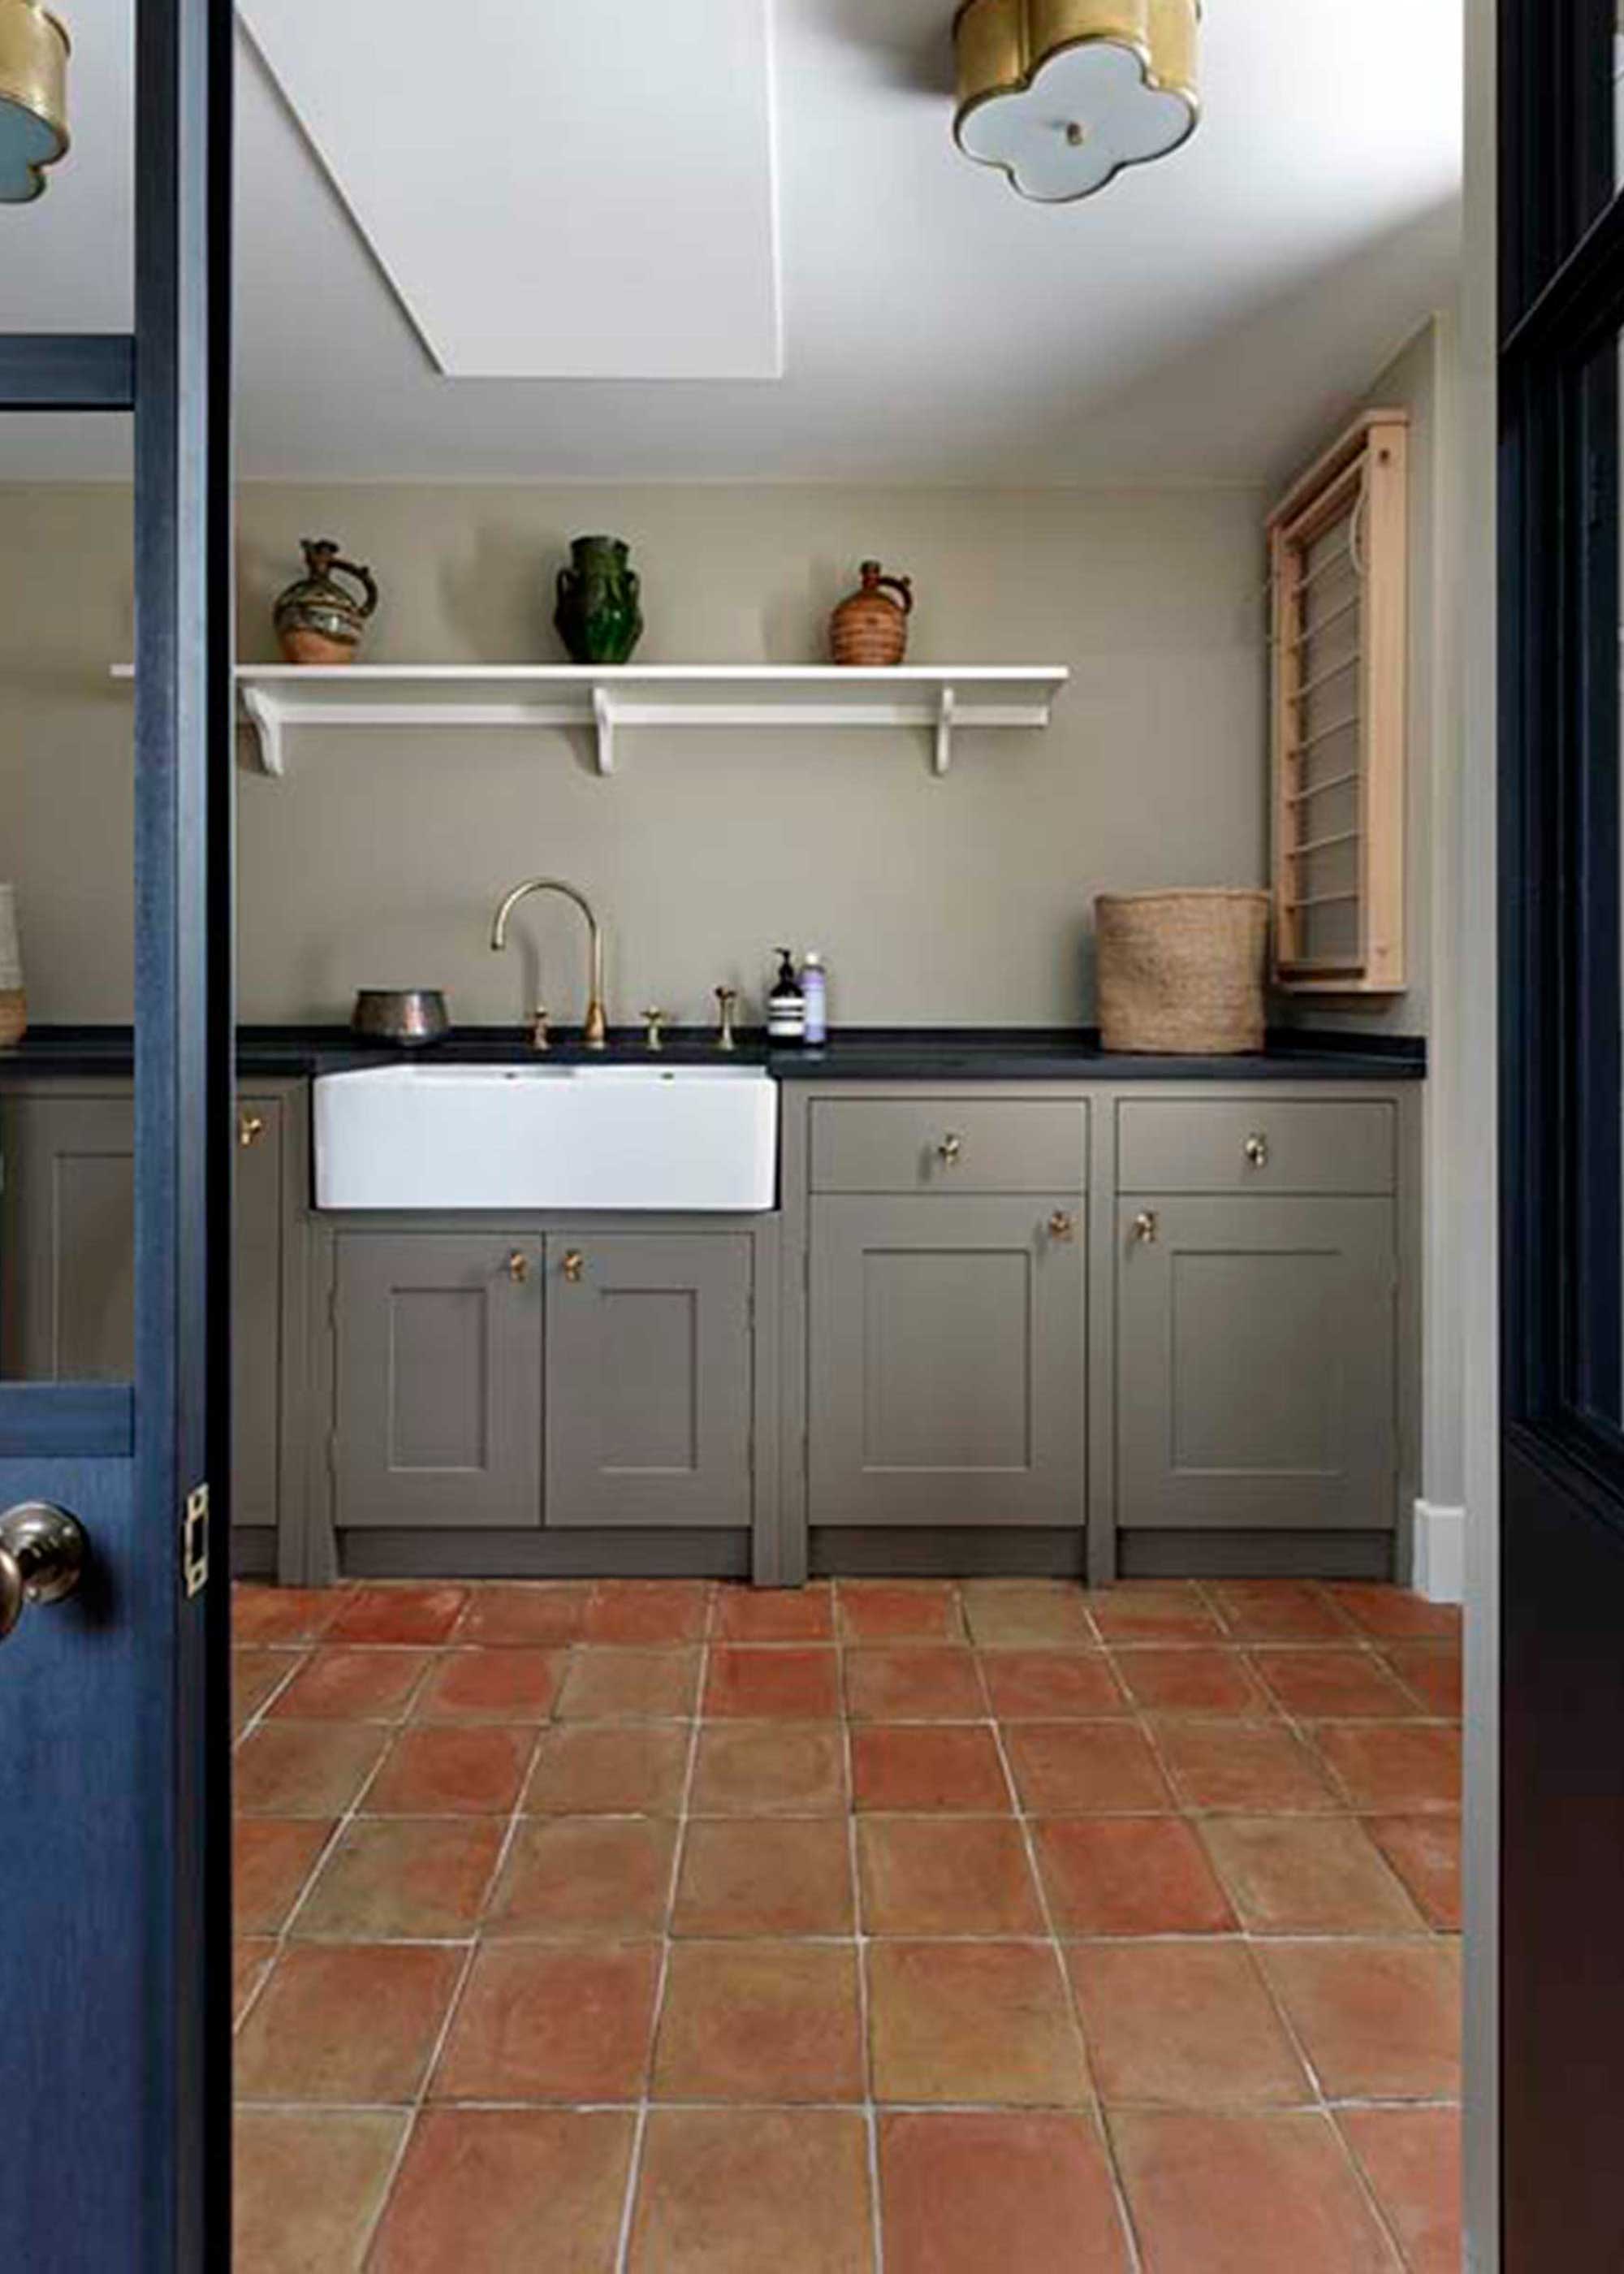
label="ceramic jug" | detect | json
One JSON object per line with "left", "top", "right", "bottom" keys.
{"left": 555, "top": 535, "right": 644, "bottom": 665}
{"left": 273, "top": 539, "right": 379, "bottom": 665}
{"left": 830, "top": 560, "right": 914, "bottom": 666}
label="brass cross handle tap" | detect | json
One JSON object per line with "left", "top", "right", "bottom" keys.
{"left": 643, "top": 1008, "right": 667, "bottom": 1053}
{"left": 715, "top": 986, "right": 739, "bottom": 1053}
{"left": 530, "top": 1006, "right": 551, "bottom": 1053}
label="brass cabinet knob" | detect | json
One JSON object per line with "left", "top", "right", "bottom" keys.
{"left": 1047, "top": 1210, "right": 1077, "bottom": 1243}
{"left": 1243, "top": 1132, "right": 1269, "bottom": 1168}
{"left": 238, "top": 1111, "right": 266, "bottom": 1148}
{"left": 0, "top": 1502, "right": 86, "bottom": 1645}
{"left": 506, "top": 1250, "right": 530, "bottom": 1285}
{"left": 937, "top": 1133, "right": 963, "bottom": 1165}
{"left": 563, "top": 1251, "right": 585, "bottom": 1285}
{"left": 1133, "top": 1210, "right": 1160, "bottom": 1245}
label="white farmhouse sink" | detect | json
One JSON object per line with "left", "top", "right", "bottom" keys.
{"left": 314, "top": 1062, "right": 778, "bottom": 1213}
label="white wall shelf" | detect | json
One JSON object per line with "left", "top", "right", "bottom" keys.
{"left": 110, "top": 663, "right": 1069, "bottom": 779}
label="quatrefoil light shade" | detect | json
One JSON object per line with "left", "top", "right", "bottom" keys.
{"left": 953, "top": 0, "right": 1201, "bottom": 205}
{"left": 0, "top": 0, "right": 68, "bottom": 204}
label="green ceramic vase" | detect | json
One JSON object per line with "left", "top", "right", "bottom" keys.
{"left": 554, "top": 535, "right": 644, "bottom": 665}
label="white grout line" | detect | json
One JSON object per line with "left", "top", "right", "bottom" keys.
{"left": 833, "top": 1583, "right": 887, "bottom": 2274}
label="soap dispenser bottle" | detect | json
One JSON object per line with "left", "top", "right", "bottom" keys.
{"left": 801, "top": 951, "right": 828, "bottom": 1047}
{"left": 767, "top": 949, "right": 805, "bottom": 1043}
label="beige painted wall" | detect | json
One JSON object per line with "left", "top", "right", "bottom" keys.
{"left": 0, "top": 482, "right": 1268, "bottom": 1027}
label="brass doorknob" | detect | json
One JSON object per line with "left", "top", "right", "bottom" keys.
{"left": 239, "top": 1112, "right": 266, "bottom": 1148}
{"left": 563, "top": 1251, "right": 585, "bottom": 1284}
{"left": 1243, "top": 1133, "right": 1269, "bottom": 1167}
{"left": 0, "top": 1503, "right": 86, "bottom": 1645}
{"left": 938, "top": 1133, "right": 963, "bottom": 1165}
{"left": 1048, "top": 1210, "right": 1077, "bottom": 1243}
{"left": 506, "top": 1251, "right": 530, "bottom": 1285}
{"left": 1132, "top": 1210, "right": 1160, "bottom": 1245}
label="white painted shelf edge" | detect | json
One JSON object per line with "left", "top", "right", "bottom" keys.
{"left": 109, "top": 663, "right": 1069, "bottom": 778}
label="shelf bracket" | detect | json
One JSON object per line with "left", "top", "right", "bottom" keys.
{"left": 238, "top": 684, "right": 286, "bottom": 778}
{"left": 593, "top": 684, "right": 617, "bottom": 776}
{"left": 935, "top": 684, "right": 957, "bottom": 777}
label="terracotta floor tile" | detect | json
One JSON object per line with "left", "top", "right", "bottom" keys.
{"left": 843, "top": 1645, "right": 984, "bottom": 1720}
{"left": 1034, "top": 1818, "right": 1235, "bottom": 1935}
{"left": 1259, "top": 1939, "right": 1462, "bottom": 2099}
{"left": 858, "top": 1816, "right": 1044, "bottom": 1935}
{"left": 412, "top": 1645, "right": 564, "bottom": 1723}
{"left": 1066, "top": 1941, "right": 1311, "bottom": 2108}
{"left": 1087, "top": 1583, "right": 1221, "bottom": 1644}
{"left": 456, "top": 1581, "right": 588, "bottom": 1647}
{"left": 484, "top": 1814, "right": 677, "bottom": 1938}
{"left": 674, "top": 1815, "right": 854, "bottom": 1936}
{"left": 365, "top": 1725, "right": 536, "bottom": 1817}
{"left": 1340, "top": 2107, "right": 1463, "bottom": 2274}
{"left": 713, "top": 1581, "right": 835, "bottom": 1641}
{"left": 1111, "top": 1645, "right": 1268, "bottom": 1717}
{"left": 1327, "top": 1582, "right": 1462, "bottom": 1642}
{"left": 233, "top": 1720, "right": 390, "bottom": 1818}
{"left": 235, "top": 1941, "right": 464, "bottom": 2103}
{"left": 584, "top": 1577, "right": 713, "bottom": 1645}
{"left": 1152, "top": 1718, "right": 1341, "bottom": 1814}
{"left": 327, "top": 1582, "right": 469, "bottom": 1645}
{"left": 879, "top": 2112, "right": 1130, "bottom": 2274}
{"left": 433, "top": 1940, "right": 661, "bottom": 2102}
{"left": 1207, "top": 1579, "right": 1353, "bottom": 1642}
{"left": 1249, "top": 1647, "right": 1419, "bottom": 1720}
{"left": 961, "top": 1580, "right": 1094, "bottom": 1646}
{"left": 232, "top": 1647, "right": 304, "bottom": 1731}
{"left": 1112, "top": 2109, "right": 1401, "bottom": 2274}
{"left": 979, "top": 1649, "right": 1130, "bottom": 1720}
{"left": 690, "top": 1723, "right": 848, "bottom": 1815}
{"left": 295, "top": 1818, "right": 503, "bottom": 1939}
{"left": 1311, "top": 1722, "right": 1462, "bottom": 1813}
{"left": 629, "top": 2108, "right": 873, "bottom": 2274}
{"left": 1367, "top": 1813, "right": 1462, "bottom": 1930}
{"left": 231, "top": 1584, "right": 347, "bottom": 1646}
{"left": 868, "top": 1940, "right": 1087, "bottom": 2105}
{"left": 852, "top": 1723, "right": 1010, "bottom": 1812}
{"left": 367, "top": 2108, "right": 634, "bottom": 2274}
{"left": 233, "top": 2109, "right": 404, "bottom": 2274}
{"left": 837, "top": 1578, "right": 964, "bottom": 1641}
{"left": 1380, "top": 1644, "right": 1463, "bottom": 1718}
{"left": 1201, "top": 1816, "right": 1424, "bottom": 1934}
{"left": 525, "top": 1721, "right": 691, "bottom": 1815}
{"left": 1004, "top": 1722, "right": 1173, "bottom": 1814}
{"left": 653, "top": 1940, "right": 865, "bottom": 2102}
{"left": 268, "top": 1645, "right": 432, "bottom": 1723}
{"left": 233, "top": 1818, "right": 334, "bottom": 1935}
{"left": 557, "top": 1645, "right": 701, "bottom": 1721}
{"left": 233, "top": 1937, "right": 276, "bottom": 2024}
{"left": 704, "top": 1645, "right": 841, "bottom": 1719}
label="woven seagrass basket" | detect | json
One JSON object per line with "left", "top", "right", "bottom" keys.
{"left": 1095, "top": 889, "right": 1270, "bottom": 1055}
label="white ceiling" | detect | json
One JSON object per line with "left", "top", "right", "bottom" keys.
{"left": 0, "top": 0, "right": 1462, "bottom": 486}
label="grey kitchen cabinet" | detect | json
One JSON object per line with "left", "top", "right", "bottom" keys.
{"left": 330, "top": 1230, "right": 544, "bottom": 1531}
{"left": 545, "top": 1231, "right": 754, "bottom": 1530}
{"left": 1115, "top": 1195, "right": 1397, "bottom": 1533}
{"left": 807, "top": 1193, "right": 1086, "bottom": 1528}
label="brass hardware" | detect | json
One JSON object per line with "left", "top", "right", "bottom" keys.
{"left": 490, "top": 877, "right": 608, "bottom": 1050}
{"left": 937, "top": 1133, "right": 964, "bottom": 1166}
{"left": 0, "top": 2, "right": 71, "bottom": 206}
{"left": 0, "top": 1500, "right": 86, "bottom": 1641}
{"left": 563, "top": 1251, "right": 585, "bottom": 1285}
{"left": 507, "top": 1250, "right": 530, "bottom": 1285}
{"left": 715, "top": 985, "right": 739, "bottom": 1053}
{"left": 1243, "top": 1132, "right": 1269, "bottom": 1168}
{"left": 1047, "top": 1210, "right": 1077, "bottom": 1243}
{"left": 1132, "top": 1210, "right": 1159, "bottom": 1245}
{"left": 530, "top": 1005, "right": 551, "bottom": 1053}
{"left": 182, "top": 1485, "right": 209, "bottom": 1599}
{"left": 238, "top": 1111, "right": 266, "bottom": 1148}
{"left": 642, "top": 1008, "right": 666, "bottom": 1053}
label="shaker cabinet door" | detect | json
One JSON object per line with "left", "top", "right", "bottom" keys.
{"left": 545, "top": 1232, "right": 753, "bottom": 1531}
{"left": 1116, "top": 1196, "right": 1397, "bottom": 1532}
{"left": 808, "top": 1195, "right": 1085, "bottom": 1528}
{"left": 233, "top": 1093, "right": 287, "bottom": 1535}
{"left": 332, "top": 1232, "right": 544, "bottom": 1530}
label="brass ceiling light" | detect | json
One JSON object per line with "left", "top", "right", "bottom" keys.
{"left": 0, "top": 0, "right": 69, "bottom": 204}
{"left": 953, "top": 0, "right": 1201, "bottom": 205}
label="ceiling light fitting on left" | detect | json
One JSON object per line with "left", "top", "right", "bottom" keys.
{"left": 0, "top": 0, "right": 68, "bottom": 205}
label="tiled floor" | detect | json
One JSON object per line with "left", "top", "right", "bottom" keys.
{"left": 231, "top": 1576, "right": 1463, "bottom": 2272}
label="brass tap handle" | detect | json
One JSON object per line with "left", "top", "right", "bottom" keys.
{"left": 1243, "top": 1132, "right": 1269, "bottom": 1168}
{"left": 938, "top": 1133, "right": 964, "bottom": 1166}
{"left": 1133, "top": 1210, "right": 1160, "bottom": 1246}
{"left": 1048, "top": 1210, "right": 1077, "bottom": 1243}
{"left": 563, "top": 1251, "right": 585, "bottom": 1285}
{"left": 506, "top": 1250, "right": 530, "bottom": 1285}
{"left": 238, "top": 1111, "right": 266, "bottom": 1148}
{"left": 530, "top": 1006, "right": 551, "bottom": 1053}
{"left": 642, "top": 1008, "right": 666, "bottom": 1053}
{"left": 715, "top": 985, "right": 739, "bottom": 1053}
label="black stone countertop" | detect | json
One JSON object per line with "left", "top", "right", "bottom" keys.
{"left": 0, "top": 1024, "right": 1427, "bottom": 1082}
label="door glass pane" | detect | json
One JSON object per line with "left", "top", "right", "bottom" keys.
{"left": 0, "top": 413, "right": 135, "bottom": 1381}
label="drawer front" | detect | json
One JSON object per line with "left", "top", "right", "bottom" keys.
{"left": 810, "top": 1099, "right": 1088, "bottom": 1195}
{"left": 1116, "top": 1100, "right": 1395, "bottom": 1195}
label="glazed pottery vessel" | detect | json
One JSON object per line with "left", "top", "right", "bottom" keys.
{"left": 274, "top": 539, "right": 380, "bottom": 665}
{"left": 830, "top": 560, "right": 914, "bottom": 666}
{"left": 554, "top": 535, "right": 644, "bottom": 665}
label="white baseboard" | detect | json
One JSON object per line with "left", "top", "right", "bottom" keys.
{"left": 1411, "top": 1499, "right": 1466, "bottom": 1604}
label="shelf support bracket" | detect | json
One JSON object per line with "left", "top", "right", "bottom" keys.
{"left": 239, "top": 684, "right": 285, "bottom": 778}
{"left": 593, "top": 685, "right": 617, "bottom": 776}
{"left": 935, "top": 685, "right": 957, "bottom": 777}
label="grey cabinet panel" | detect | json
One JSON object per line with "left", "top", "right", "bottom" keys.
{"left": 1116, "top": 1196, "right": 1396, "bottom": 1532}
{"left": 334, "top": 1233, "right": 543, "bottom": 1530}
{"left": 1, "top": 1096, "right": 136, "bottom": 1381}
{"left": 1116, "top": 1100, "right": 1395, "bottom": 1195}
{"left": 546, "top": 1233, "right": 752, "bottom": 1530}
{"left": 810, "top": 1099, "right": 1087, "bottom": 1194}
{"left": 809, "top": 1195, "right": 1084, "bottom": 1528}
{"left": 234, "top": 1095, "right": 285, "bottom": 1533}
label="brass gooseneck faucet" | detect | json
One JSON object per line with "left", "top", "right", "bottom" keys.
{"left": 490, "top": 877, "right": 608, "bottom": 1050}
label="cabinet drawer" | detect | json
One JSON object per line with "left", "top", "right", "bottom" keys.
{"left": 810, "top": 1099, "right": 1087, "bottom": 1194}
{"left": 1116, "top": 1100, "right": 1394, "bottom": 1195}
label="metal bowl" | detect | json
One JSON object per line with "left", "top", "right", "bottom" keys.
{"left": 351, "top": 988, "right": 451, "bottom": 1047}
